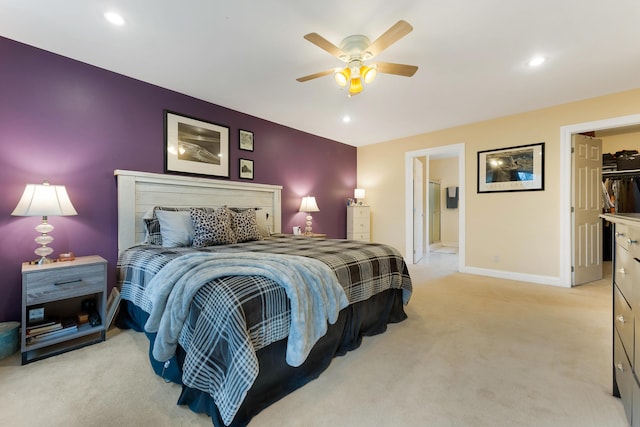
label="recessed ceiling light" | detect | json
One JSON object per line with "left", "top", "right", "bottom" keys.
{"left": 342, "top": 115, "right": 352, "bottom": 123}
{"left": 528, "top": 56, "right": 546, "bottom": 67}
{"left": 104, "top": 12, "right": 125, "bottom": 26}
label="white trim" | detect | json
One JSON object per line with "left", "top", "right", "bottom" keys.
{"left": 560, "top": 114, "right": 640, "bottom": 286}
{"left": 464, "top": 267, "right": 561, "bottom": 287}
{"left": 404, "top": 143, "right": 466, "bottom": 272}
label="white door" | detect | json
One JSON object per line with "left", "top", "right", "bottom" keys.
{"left": 428, "top": 181, "right": 441, "bottom": 244}
{"left": 572, "top": 134, "right": 603, "bottom": 285}
{"left": 413, "top": 158, "right": 424, "bottom": 263}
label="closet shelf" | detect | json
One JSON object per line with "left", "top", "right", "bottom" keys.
{"left": 603, "top": 169, "right": 640, "bottom": 178}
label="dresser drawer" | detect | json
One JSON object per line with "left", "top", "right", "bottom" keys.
{"left": 616, "top": 223, "right": 631, "bottom": 251}
{"left": 349, "top": 206, "right": 370, "bottom": 219}
{"left": 350, "top": 216, "right": 370, "bottom": 231}
{"left": 615, "top": 245, "right": 634, "bottom": 300}
{"left": 347, "top": 232, "right": 370, "bottom": 242}
{"left": 633, "top": 377, "right": 640, "bottom": 427}
{"left": 615, "top": 330, "right": 634, "bottom": 424}
{"left": 615, "top": 284, "right": 634, "bottom": 364}
{"left": 24, "top": 263, "right": 106, "bottom": 306}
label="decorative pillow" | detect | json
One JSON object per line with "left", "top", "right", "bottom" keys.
{"left": 228, "top": 207, "right": 270, "bottom": 237}
{"left": 190, "top": 207, "right": 236, "bottom": 247}
{"left": 229, "top": 208, "right": 263, "bottom": 243}
{"left": 155, "top": 209, "right": 194, "bottom": 247}
{"left": 143, "top": 217, "right": 163, "bottom": 245}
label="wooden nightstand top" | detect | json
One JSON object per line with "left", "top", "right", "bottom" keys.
{"left": 302, "top": 233, "right": 326, "bottom": 238}
{"left": 22, "top": 255, "right": 106, "bottom": 273}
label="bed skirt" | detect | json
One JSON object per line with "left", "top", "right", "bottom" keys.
{"left": 117, "top": 288, "right": 407, "bottom": 426}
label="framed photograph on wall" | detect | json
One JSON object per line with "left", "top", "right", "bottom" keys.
{"left": 239, "top": 129, "right": 254, "bottom": 151}
{"left": 164, "top": 110, "right": 230, "bottom": 178}
{"left": 239, "top": 158, "right": 254, "bottom": 180}
{"left": 477, "top": 142, "right": 544, "bottom": 193}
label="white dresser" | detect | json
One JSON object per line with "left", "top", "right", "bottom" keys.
{"left": 347, "top": 205, "right": 370, "bottom": 241}
{"left": 602, "top": 213, "right": 640, "bottom": 426}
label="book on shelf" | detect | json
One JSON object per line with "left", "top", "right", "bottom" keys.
{"left": 26, "top": 322, "right": 63, "bottom": 337}
{"left": 28, "top": 325, "right": 78, "bottom": 343}
{"left": 26, "top": 318, "right": 78, "bottom": 343}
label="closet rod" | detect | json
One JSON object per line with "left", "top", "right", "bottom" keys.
{"left": 603, "top": 169, "right": 640, "bottom": 178}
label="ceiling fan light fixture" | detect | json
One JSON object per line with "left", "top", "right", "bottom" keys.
{"left": 334, "top": 67, "right": 351, "bottom": 87}
{"left": 361, "top": 65, "right": 377, "bottom": 84}
{"left": 349, "top": 77, "right": 363, "bottom": 95}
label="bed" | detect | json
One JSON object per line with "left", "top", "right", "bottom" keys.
{"left": 114, "top": 169, "right": 412, "bottom": 426}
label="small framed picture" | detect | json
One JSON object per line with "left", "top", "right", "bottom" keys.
{"left": 239, "top": 158, "right": 254, "bottom": 180}
{"left": 239, "top": 129, "right": 254, "bottom": 151}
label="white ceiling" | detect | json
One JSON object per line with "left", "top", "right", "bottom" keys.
{"left": 1, "top": 1, "right": 639, "bottom": 147}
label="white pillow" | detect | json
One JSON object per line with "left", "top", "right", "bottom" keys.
{"left": 155, "top": 209, "right": 194, "bottom": 247}
{"left": 255, "top": 209, "right": 271, "bottom": 237}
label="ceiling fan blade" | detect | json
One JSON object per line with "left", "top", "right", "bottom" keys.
{"left": 366, "top": 20, "right": 413, "bottom": 58}
{"left": 374, "top": 62, "right": 418, "bottom": 77}
{"left": 303, "top": 33, "right": 346, "bottom": 60}
{"left": 296, "top": 68, "right": 335, "bottom": 82}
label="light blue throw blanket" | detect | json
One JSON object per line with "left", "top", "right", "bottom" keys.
{"left": 144, "top": 251, "right": 348, "bottom": 367}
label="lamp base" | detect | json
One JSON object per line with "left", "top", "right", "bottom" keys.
{"left": 31, "top": 256, "right": 55, "bottom": 265}
{"left": 32, "top": 217, "right": 55, "bottom": 265}
{"left": 304, "top": 214, "right": 313, "bottom": 235}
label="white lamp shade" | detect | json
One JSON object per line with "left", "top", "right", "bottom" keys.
{"left": 299, "top": 196, "right": 320, "bottom": 213}
{"left": 354, "top": 188, "right": 365, "bottom": 199}
{"left": 12, "top": 183, "right": 78, "bottom": 217}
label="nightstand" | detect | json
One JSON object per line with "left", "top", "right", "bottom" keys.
{"left": 21, "top": 255, "right": 107, "bottom": 364}
{"left": 303, "top": 233, "right": 326, "bottom": 238}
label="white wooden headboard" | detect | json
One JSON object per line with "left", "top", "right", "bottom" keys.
{"left": 114, "top": 169, "right": 282, "bottom": 253}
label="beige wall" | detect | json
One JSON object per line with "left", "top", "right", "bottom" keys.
{"left": 429, "top": 157, "right": 459, "bottom": 245}
{"left": 358, "top": 88, "right": 640, "bottom": 279}
{"left": 601, "top": 131, "right": 640, "bottom": 155}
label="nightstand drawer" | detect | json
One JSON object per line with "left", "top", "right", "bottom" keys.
{"left": 25, "top": 263, "right": 106, "bottom": 305}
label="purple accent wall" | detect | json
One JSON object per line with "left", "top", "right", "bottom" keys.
{"left": 0, "top": 37, "right": 356, "bottom": 322}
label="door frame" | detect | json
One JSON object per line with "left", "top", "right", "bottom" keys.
{"left": 413, "top": 157, "right": 425, "bottom": 263}
{"left": 560, "top": 113, "right": 640, "bottom": 286}
{"left": 405, "top": 143, "right": 465, "bottom": 270}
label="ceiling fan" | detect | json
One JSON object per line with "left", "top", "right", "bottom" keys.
{"left": 297, "top": 20, "right": 418, "bottom": 96}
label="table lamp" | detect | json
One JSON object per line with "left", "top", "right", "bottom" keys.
{"left": 12, "top": 181, "right": 78, "bottom": 264}
{"left": 299, "top": 196, "right": 320, "bottom": 235}
{"left": 354, "top": 188, "right": 365, "bottom": 205}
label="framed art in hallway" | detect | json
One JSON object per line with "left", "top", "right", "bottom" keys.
{"left": 477, "top": 142, "right": 544, "bottom": 193}
{"left": 239, "top": 158, "right": 254, "bottom": 180}
{"left": 239, "top": 129, "right": 254, "bottom": 151}
{"left": 164, "top": 110, "right": 230, "bottom": 178}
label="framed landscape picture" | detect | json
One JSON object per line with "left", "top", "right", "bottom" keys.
{"left": 477, "top": 142, "right": 544, "bottom": 193}
{"left": 164, "top": 110, "right": 230, "bottom": 178}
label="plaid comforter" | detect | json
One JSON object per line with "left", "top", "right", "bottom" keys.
{"left": 117, "top": 235, "right": 412, "bottom": 425}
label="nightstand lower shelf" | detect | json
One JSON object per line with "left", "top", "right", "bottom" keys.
{"left": 22, "top": 327, "right": 105, "bottom": 364}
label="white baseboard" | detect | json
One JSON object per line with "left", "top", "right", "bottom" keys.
{"left": 462, "top": 266, "right": 568, "bottom": 288}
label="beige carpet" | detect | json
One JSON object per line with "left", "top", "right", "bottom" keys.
{"left": 0, "top": 264, "right": 627, "bottom": 427}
